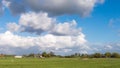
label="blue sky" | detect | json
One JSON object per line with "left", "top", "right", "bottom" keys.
{"left": 1, "top": 0, "right": 119, "bottom": 42}
{"left": 0, "top": 0, "right": 120, "bottom": 55}
{"left": 57, "top": 0, "right": 120, "bottom": 43}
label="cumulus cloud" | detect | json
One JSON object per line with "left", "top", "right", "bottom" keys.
{"left": 19, "top": 12, "right": 55, "bottom": 34}
{"left": 50, "top": 20, "right": 82, "bottom": 36}
{"left": 96, "top": 0, "right": 104, "bottom": 4}
{"left": 2, "top": 0, "right": 25, "bottom": 15}
{"left": 85, "top": 42, "right": 120, "bottom": 54}
{"left": 104, "top": 43, "right": 120, "bottom": 53}
{"left": 0, "top": 31, "right": 88, "bottom": 55}
{"left": 7, "top": 23, "right": 20, "bottom": 32}
{"left": 7, "top": 12, "right": 82, "bottom": 36}
{"left": 1, "top": 0, "right": 106, "bottom": 55}
{"left": 2, "top": 0, "right": 104, "bottom": 16}
{"left": 4, "top": 11, "right": 90, "bottom": 54}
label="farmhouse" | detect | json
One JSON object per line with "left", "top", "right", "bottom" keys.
{"left": 34, "top": 54, "right": 44, "bottom": 58}
{"left": 14, "top": 56, "right": 22, "bottom": 58}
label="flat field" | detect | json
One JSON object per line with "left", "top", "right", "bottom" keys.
{"left": 0, "top": 58, "right": 120, "bottom": 68}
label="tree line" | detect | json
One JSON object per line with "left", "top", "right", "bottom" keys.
{"left": 0, "top": 52, "right": 120, "bottom": 58}
{"left": 63, "top": 52, "right": 120, "bottom": 58}
{"left": 18, "top": 52, "right": 120, "bottom": 58}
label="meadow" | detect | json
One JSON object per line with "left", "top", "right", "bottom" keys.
{"left": 0, "top": 58, "right": 120, "bottom": 68}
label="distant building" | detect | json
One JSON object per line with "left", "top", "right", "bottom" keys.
{"left": 14, "top": 56, "right": 22, "bottom": 58}
{"left": 34, "top": 54, "right": 44, "bottom": 58}
{"left": 0, "top": 54, "right": 4, "bottom": 58}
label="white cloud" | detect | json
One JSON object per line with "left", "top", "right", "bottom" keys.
{"left": 5, "top": 11, "right": 90, "bottom": 54}
{"left": 105, "top": 45, "right": 112, "bottom": 50}
{"left": 104, "top": 43, "right": 120, "bottom": 53}
{"left": 50, "top": 20, "right": 82, "bottom": 36}
{"left": 2, "top": 0, "right": 25, "bottom": 15}
{"left": 2, "top": 0, "right": 104, "bottom": 16}
{"left": 2, "top": 0, "right": 10, "bottom": 7}
{"left": 7, "top": 23, "right": 20, "bottom": 32}
{"left": 18, "top": 12, "right": 56, "bottom": 34}
{"left": 0, "top": 31, "right": 35, "bottom": 48}
{"left": 0, "top": 0, "right": 113, "bottom": 55}
{"left": 0, "top": 31, "right": 87, "bottom": 54}
{"left": 7, "top": 12, "right": 82, "bottom": 36}
{"left": 96, "top": 0, "right": 104, "bottom": 4}
{"left": 85, "top": 42, "right": 120, "bottom": 54}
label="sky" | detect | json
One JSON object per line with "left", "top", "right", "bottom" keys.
{"left": 0, "top": 0, "right": 120, "bottom": 55}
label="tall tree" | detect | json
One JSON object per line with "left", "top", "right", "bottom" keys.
{"left": 42, "top": 52, "right": 47, "bottom": 57}
{"left": 104, "top": 52, "right": 111, "bottom": 58}
{"left": 93, "top": 53, "right": 102, "bottom": 58}
{"left": 111, "top": 52, "right": 120, "bottom": 58}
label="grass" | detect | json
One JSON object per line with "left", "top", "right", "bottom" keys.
{"left": 0, "top": 58, "right": 120, "bottom": 68}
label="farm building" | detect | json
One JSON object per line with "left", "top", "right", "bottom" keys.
{"left": 14, "top": 56, "right": 22, "bottom": 58}
{"left": 0, "top": 54, "right": 4, "bottom": 57}
{"left": 34, "top": 54, "right": 44, "bottom": 58}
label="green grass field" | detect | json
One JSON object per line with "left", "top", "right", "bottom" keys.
{"left": 0, "top": 58, "right": 120, "bottom": 68}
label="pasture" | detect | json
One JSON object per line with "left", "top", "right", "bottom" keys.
{"left": 0, "top": 58, "right": 120, "bottom": 68}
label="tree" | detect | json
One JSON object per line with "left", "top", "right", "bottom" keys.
{"left": 74, "top": 53, "right": 80, "bottom": 57}
{"left": 81, "top": 54, "right": 88, "bottom": 58}
{"left": 93, "top": 53, "right": 102, "bottom": 58}
{"left": 111, "top": 52, "right": 120, "bottom": 58}
{"left": 42, "top": 52, "right": 51, "bottom": 57}
{"left": 28, "top": 53, "right": 34, "bottom": 57}
{"left": 49, "top": 52, "right": 55, "bottom": 57}
{"left": 104, "top": 52, "right": 111, "bottom": 58}
{"left": 42, "top": 52, "right": 47, "bottom": 57}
